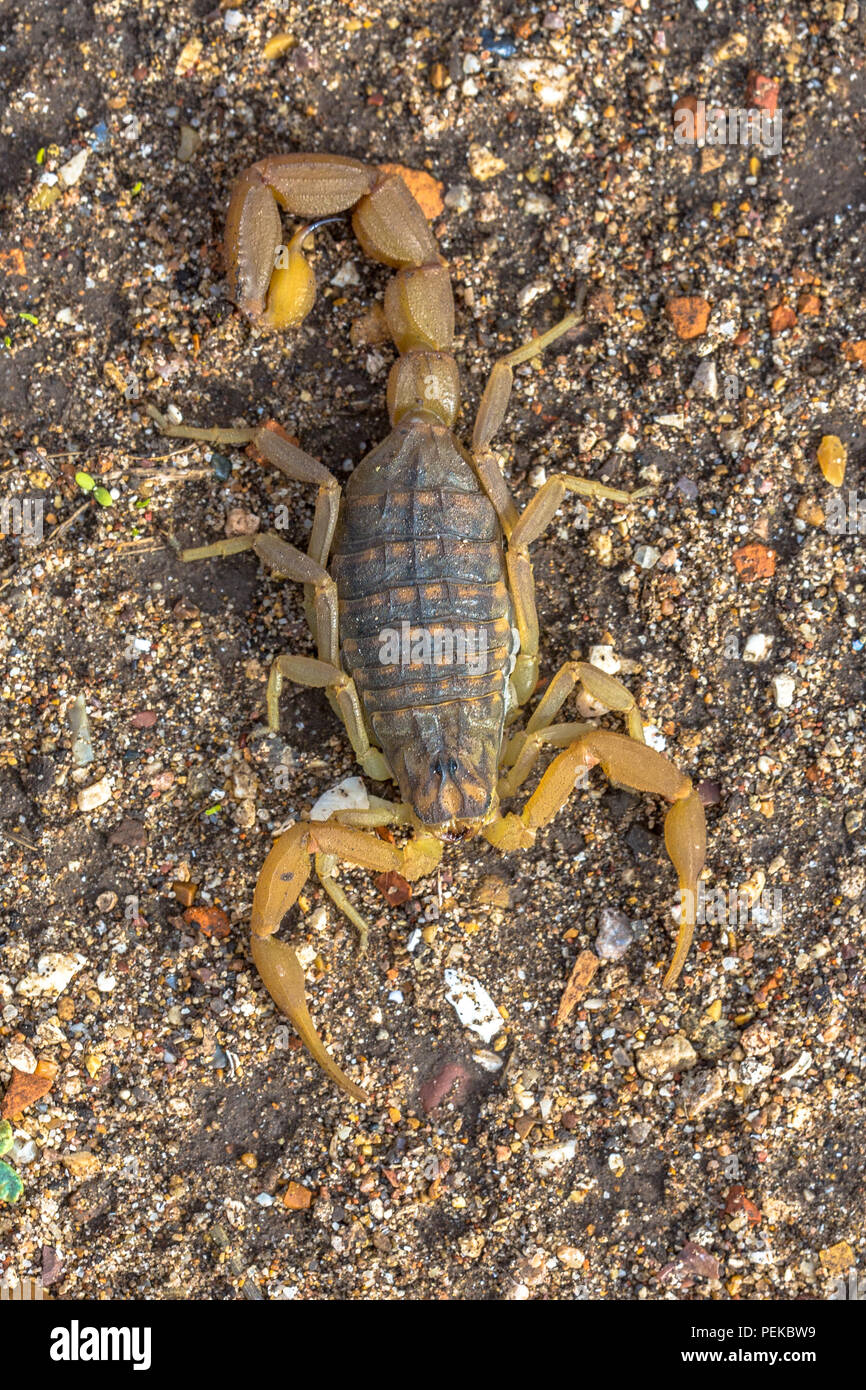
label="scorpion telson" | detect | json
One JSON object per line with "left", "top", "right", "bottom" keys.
{"left": 149, "top": 153, "right": 708, "bottom": 1104}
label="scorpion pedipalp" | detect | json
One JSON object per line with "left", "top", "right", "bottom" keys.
{"left": 250, "top": 818, "right": 442, "bottom": 1100}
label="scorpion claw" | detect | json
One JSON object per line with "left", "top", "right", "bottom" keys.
{"left": 251, "top": 933, "right": 370, "bottom": 1104}
{"left": 662, "top": 788, "right": 707, "bottom": 989}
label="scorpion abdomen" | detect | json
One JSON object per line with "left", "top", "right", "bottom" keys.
{"left": 332, "top": 414, "right": 515, "bottom": 827}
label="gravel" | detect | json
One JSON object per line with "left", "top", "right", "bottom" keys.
{"left": 0, "top": 0, "right": 864, "bottom": 1302}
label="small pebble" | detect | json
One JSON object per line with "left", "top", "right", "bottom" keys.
{"left": 772, "top": 674, "right": 796, "bottom": 709}
{"left": 588, "top": 643, "right": 620, "bottom": 674}
{"left": 5, "top": 1043, "right": 37, "bottom": 1074}
{"left": 743, "top": 633, "right": 773, "bottom": 662}
{"left": 67, "top": 694, "right": 95, "bottom": 767}
{"left": 444, "top": 184, "right": 472, "bottom": 211}
{"left": 59, "top": 149, "right": 89, "bottom": 187}
{"left": 468, "top": 144, "right": 506, "bottom": 181}
{"left": 480, "top": 28, "right": 517, "bottom": 57}
{"left": 595, "top": 907, "right": 634, "bottom": 960}
{"left": 691, "top": 357, "right": 718, "bottom": 398}
{"left": 634, "top": 544, "right": 660, "bottom": 569}
{"left": 817, "top": 435, "right": 846, "bottom": 488}
{"left": 77, "top": 777, "right": 112, "bottom": 812}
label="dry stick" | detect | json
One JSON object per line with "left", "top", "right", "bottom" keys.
{"left": 1, "top": 828, "right": 40, "bottom": 853}
{"left": 127, "top": 468, "right": 211, "bottom": 481}
{"left": 111, "top": 542, "right": 166, "bottom": 555}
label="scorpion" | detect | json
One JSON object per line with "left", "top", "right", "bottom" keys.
{"left": 150, "top": 154, "right": 707, "bottom": 1104}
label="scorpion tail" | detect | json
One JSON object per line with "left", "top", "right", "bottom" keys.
{"left": 224, "top": 152, "right": 461, "bottom": 428}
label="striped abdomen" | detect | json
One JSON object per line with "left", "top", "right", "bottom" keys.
{"left": 331, "top": 416, "right": 514, "bottom": 827}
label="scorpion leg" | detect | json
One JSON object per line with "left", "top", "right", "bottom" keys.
{"left": 183, "top": 533, "right": 382, "bottom": 765}
{"left": 465, "top": 290, "right": 651, "bottom": 706}
{"left": 499, "top": 661, "right": 647, "bottom": 795}
{"left": 504, "top": 478, "right": 651, "bottom": 707}
{"left": 266, "top": 654, "right": 390, "bottom": 781}
{"left": 183, "top": 529, "right": 340, "bottom": 666}
{"left": 484, "top": 728, "right": 706, "bottom": 988}
{"left": 250, "top": 423, "right": 340, "bottom": 568}
{"left": 251, "top": 818, "right": 442, "bottom": 1101}
{"left": 526, "top": 661, "right": 645, "bottom": 743}
{"left": 151, "top": 411, "right": 341, "bottom": 571}
{"left": 471, "top": 288, "right": 588, "bottom": 454}
{"left": 497, "top": 721, "right": 594, "bottom": 799}
{"left": 145, "top": 403, "right": 257, "bottom": 447}
{"left": 467, "top": 300, "right": 588, "bottom": 702}
{"left": 264, "top": 532, "right": 341, "bottom": 666}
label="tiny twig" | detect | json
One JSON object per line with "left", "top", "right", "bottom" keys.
{"left": 43, "top": 499, "right": 91, "bottom": 544}
{"left": 127, "top": 467, "right": 211, "bottom": 482}
{"left": 0, "top": 499, "right": 91, "bottom": 593}
{"left": 0, "top": 827, "right": 40, "bottom": 853}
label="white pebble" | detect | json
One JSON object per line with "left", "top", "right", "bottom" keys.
{"left": 595, "top": 907, "right": 634, "bottom": 960}
{"left": 444, "top": 968, "right": 503, "bottom": 1043}
{"left": 634, "top": 544, "right": 660, "bottom": 569}
{"left": 16, "top": 952, "right": 86, "bottom": 1002}
{"left": 11, "top": 1137, "right": 38, "bottom": 1165}
{"left": 740, "top": 1059, "right": 773, "bottom": 1085}
{"left": 77, "top": 777, "right": 112, "bottom": 812}
{"left": 517, "top": 278, "right": 551, "bottom": 309}
{"left": 772, "top": 674, "right": 796, "bottom": 709}
{"left": 330, "top": 260, "right": 360, "bottom": 288}
{"left": 743, "top": 632, "right": 773, "bottom": 662}
{"left": 524, "top": 192, "right": 555, "bottom": 215}
{"left": 691, "top": 358, "right": 718, "bottom": 399}
{"left": 589, "top": 643, "right": 620, "bottom": 674}
{"left": 444, "top": 184, "right": 472, "bottom": 211}
{"left": 6, "top": 1042, "right": 37, "bottom": 1073}
{"left": 532, "top": 1138, "right": 577, "bottom": 1176}
{"left": 310, "top": 776, "right": 369, "bottom": 821}
{"left": 96, "top": 972, "right": 116, "bottom": 992}
{"left": 59, "top": 148, "right": 89, "bottom": 187}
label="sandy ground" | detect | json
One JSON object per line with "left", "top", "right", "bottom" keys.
{"left": 0, "top": 0, "right": 864, "bottom": 1300}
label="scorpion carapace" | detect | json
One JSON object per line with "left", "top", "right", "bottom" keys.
{"left": 150, "top": 153, "right": 708, "bottom": 1104}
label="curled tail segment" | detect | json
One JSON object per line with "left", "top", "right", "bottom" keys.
{"left": 225, "top": 153, "right": 459, "bottom": 427}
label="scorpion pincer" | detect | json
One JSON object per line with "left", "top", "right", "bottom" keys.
{"left": 150, "top": 154, "right": 707, "bottom": 1103}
